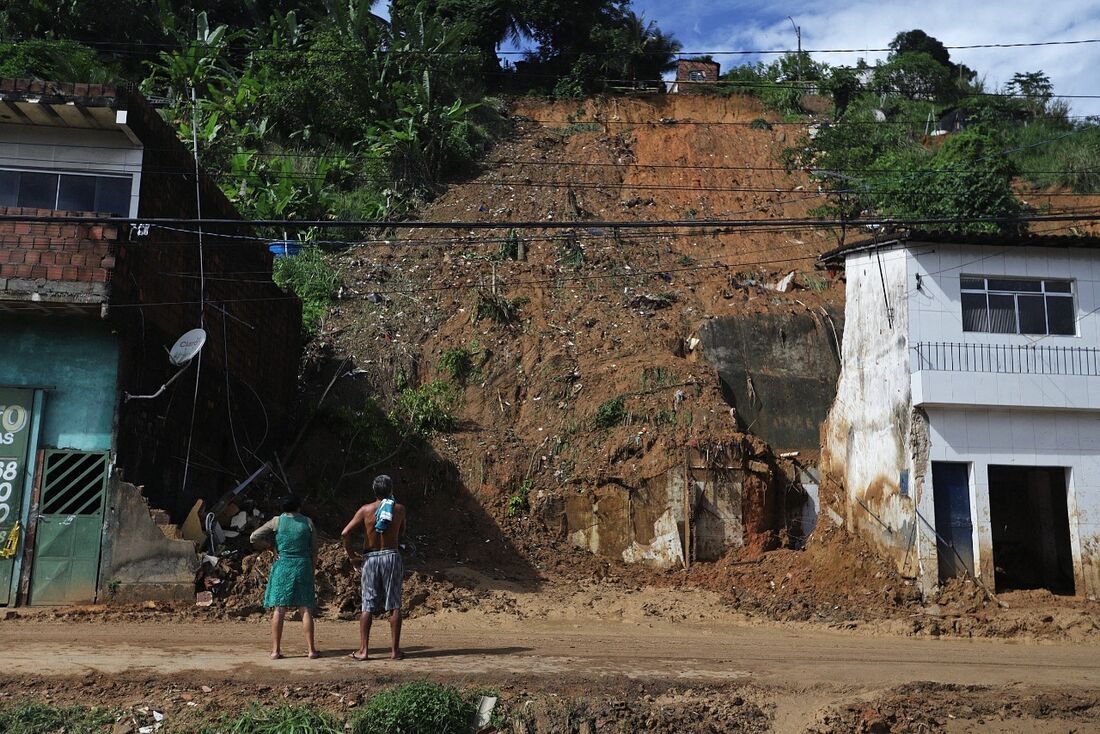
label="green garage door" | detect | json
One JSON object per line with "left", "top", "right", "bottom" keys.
{"left": 30, "top": 450, "right": 109, "bottom": 606}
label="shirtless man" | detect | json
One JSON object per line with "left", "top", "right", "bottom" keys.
{"left": 341, "top": 474, "right": 407, "bottom": 660}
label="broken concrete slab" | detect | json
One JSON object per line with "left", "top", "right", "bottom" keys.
{"left": 98, "top": 481, "right": 199, "bottom": 604}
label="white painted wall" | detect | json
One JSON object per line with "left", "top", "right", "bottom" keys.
{"left": 0, "top": 123, "right": 143, "bottom": 217}
{"left": 822, "top": 244, "right": 923, "bottom": 575}
{"left": 828, "top": 240, "right": 1100, "bottom": 597}
{"left": 907, "top": 244, "right": 1100, "bottom": 410}
{"left": 923, "top": 406, "right": 1100, "bottom": 598}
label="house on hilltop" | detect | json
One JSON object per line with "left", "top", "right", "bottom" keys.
{"left": 670, "top": 58, "right": 721, "bottom": 93}
{"left": 822, "top": 231, "right": 1100, "bottom": 599}
{"left": 0, "top": 79, "right": 301, "bottom": 606}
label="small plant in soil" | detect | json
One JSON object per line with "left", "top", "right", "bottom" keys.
{"left": 439, "top": 347, "right": 475, "bottom": 385}
{"left": 593, "top": 395, "right": 628, "bottom": 429}
{"left": 750, "top": 117, "right": 772, "bottom": 130}
{"left": 393, "top": 381, "right": 458, "bottom": 436}
{"left": 350, "top": 681, "right": 476, "bottom": 734}
{"left": 476, "top": 290, "right": 527, "bottom": 325}
{"left": 507, "top": 479, "right": 534, "bottom": 517}
{"left": 802, "top": 272, "right": 829, "bottom": 291}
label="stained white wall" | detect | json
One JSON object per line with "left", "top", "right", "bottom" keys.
{"left": 822, "top": 245, "right": 923, "bottom": 576}
{"left": 0, "top": 123, "right": 142, "bottom": 217}
{"left": 923, "top": 406, "right": 1100, "bottom": 598}
{"left": 907, "top": 244, "right": 1100, "bottom": 410}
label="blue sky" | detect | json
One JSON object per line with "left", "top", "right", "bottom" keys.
{"left": 374, "top": 1, "right": 1100, "bottom": 115}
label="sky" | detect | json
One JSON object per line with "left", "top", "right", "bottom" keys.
{"left": 633, "top": 0, "right": 1100, "bottom": 116}
{"left": 372, "top": 0, "right": 1100, "bottom": 116}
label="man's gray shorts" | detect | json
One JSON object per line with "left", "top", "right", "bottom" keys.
{"left": 361, "top": 549, "right": 403, "bottom": 614}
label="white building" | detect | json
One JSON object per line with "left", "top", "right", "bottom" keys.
{"left": 822, "top": 232, "right": 1100, "bottom": 598}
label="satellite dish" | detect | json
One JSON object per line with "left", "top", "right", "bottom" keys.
{"left": 170, "top": 328, "right": 207, "bottom": 366}
{"left": 125, "top": 328, "right": 208, "bottom": 402}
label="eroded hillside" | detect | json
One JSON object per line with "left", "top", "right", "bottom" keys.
{"left": 301, "top": 95, "right": 842, "bottom": 570}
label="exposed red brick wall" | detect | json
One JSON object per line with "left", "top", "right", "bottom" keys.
{"left": 0, "top": 206, "right": 117, "bottom": 296}
{"left": 676, "top": 60, "right": 721, "bottom": 82}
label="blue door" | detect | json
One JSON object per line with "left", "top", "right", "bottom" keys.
{"left": 932, "top": 462, "right": 975, "bottom": 581}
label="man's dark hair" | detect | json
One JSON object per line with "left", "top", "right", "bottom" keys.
{"left": 373, "top": 474, "right": 394, "bottom": 499}
{"left": 281, "top": 495, "right": 302, "bottom": 513}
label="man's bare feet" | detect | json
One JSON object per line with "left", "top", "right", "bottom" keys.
{"left": 348, "top": 652, "right": 369, "bottom": 661}
{"left": 390, "top": 649, "right": 405, "bottom": 660}
{"left": 270, "top": 652, "right": 283, "bottom": 660}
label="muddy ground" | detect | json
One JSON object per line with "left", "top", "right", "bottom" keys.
{"left": 1, "top": 613, "right": 1098, "bottom": 733}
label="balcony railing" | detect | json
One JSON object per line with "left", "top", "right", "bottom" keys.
{"left": 912, "top": 342, "right": 1100, "bottom": 377}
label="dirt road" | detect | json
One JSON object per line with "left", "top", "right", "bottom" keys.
{"left": 2, "top": 613, "right": 1098, "bottom": 732}
{"left": 3, "top": 614, "right": 1098, "bottom": 688}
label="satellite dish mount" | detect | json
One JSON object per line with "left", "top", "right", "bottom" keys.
{"left": 124, "top": 328, "right": 208, "bottom": 402}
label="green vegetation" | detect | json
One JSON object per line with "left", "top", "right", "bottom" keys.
{"left": 476, "top": 290, "right": 527, "bottom": 325}
{"left": 214, "top": 705, "right": 342, "bottom": 734}
{"left": 394, "top": 381, "right": 459, "bottom": 435}
{"left": 272, "top": 246, "right": 340, "bottom": 334}
{"left": 351, "top": 681, "right": 475, "bottom": 734}
{"left": 0, "top": 39, "right": 114, "bottom": 81}
{"left": 440, "top": 346, "right": 476, "bottom": 384}
{"left": 507, "top": 478, "right": 534, "bottom": 517}
{"left": 0, "top": 702, "right": 112, "bottom": 734}
{"left": 593, "top": 395, "right": 627, "bottom": 429}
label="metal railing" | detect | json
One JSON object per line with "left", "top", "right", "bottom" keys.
{"left": 912, "top": 342, "right": 1100, "bottom": 377}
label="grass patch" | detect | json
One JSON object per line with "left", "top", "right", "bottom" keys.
{"left": 272, "top": 245, "right": 341, "bottom": 335}
{"left": 750, "top": 117, "right": 772, "bottom": 130}
{"left": 1012, "top": 120, "right": 1100, "bottom": 192}
{"left": 476, "top": 290, "right": 527, "bottom": 325}
{"left": 556, "top": 122, "right": 602, "bottom": 137}
{"left": 213, "top": 705, "right": 343, "bottom": 734}
{"left": 802, "top": 272, "right": 829, "bottom": 291}
{"left": 593, "top": 395, "right": 627, "bottom": 429}
{"left": 439, "top": 347, "right": 476, "bottom": 385}
{"left": 0, "top": 702, "right": 113, "bottom": 734}
{"left": 350, "top": 681, "right": 475, "bottom": 734}
{"left": 394, "top": 381, "right": 458, "bottom": 436}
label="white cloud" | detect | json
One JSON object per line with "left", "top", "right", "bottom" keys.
{"left": 638, "top": 0, "right": 1100, "bottom": 115}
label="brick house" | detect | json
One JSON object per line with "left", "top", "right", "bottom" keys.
{"left": 670, "top": 58, "right": 721, "bottom": 93}
{"left": 0, "top": 79, "right": 301, "bottom": 605}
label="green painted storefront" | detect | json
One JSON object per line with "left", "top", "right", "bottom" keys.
{"left": 0, "top": 315, "right": 119, "bottom": 604}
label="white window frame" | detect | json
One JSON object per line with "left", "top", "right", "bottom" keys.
{"left": 960, "top": 275, "right": 1076, "bottom": 336}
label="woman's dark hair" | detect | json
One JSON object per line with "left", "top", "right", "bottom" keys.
{"left": 281, "top": 495, "right": 302, "bottom": 513}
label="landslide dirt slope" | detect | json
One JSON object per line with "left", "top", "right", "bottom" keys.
{"left": 315, "top": 93, "right": 841, "bottom": 552}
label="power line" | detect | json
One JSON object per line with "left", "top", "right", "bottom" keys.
{"left": 8, "top": 212, "right": 1100, "bottom": 229}
{"left": 72, "top": 36, "right": 1100, "bottom": 56}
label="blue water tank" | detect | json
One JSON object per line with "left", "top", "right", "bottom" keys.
{"left": 268, "top": 241, "right": 302, "bottom": 258}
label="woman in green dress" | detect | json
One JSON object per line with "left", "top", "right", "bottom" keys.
{"left": 249, "top": 495, "right": 320, "bottom": 659}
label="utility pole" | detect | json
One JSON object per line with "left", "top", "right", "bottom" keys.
{"left": 787, "top": 16, "right": 802, "bottom": 82}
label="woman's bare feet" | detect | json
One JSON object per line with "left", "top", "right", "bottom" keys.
{"left": 390, "top": 649, "right": 405, "bottom": 660}
{"left": 348, "top": 651, "right": 369, "bottom": 661}
{"left": 307, "top": 651, "right": 321, "bottom": 659}
{"left": 270, "top": 651, "right": 283, "bottom": 660}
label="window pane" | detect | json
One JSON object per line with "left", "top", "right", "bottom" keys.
{"left": 988, "top": 294, "right": 1017, "bottom": 333}
{"left": 1044, "top": 280, "right": 1072, "bottom": 293}
{"left": 16, "top": 171, "right": 57, "bottom": 209}
{"left": 94, "top": 176, "right": 131, "bottom": 215}
{"left": 1046, "top": 296, "right": 1075, "bottom": 335}
{"left": 1018, "top": 294, "right": 1047, "bottom": 334}
{"left": 960, "top": 277, "right": 985, "bottom": 290}
{"left": 988, "top": 278, "right": 1041, "bottom": 293}
{"left": 0, "top": 170, "right": 16, "bottom": 206}
{"left": 962, "top": 293, "right": 988, "bottom": 332}
{"left": 57, "top": 174, "right": 97, "bottom": 212}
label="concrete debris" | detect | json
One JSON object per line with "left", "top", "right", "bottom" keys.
{"left": 229, "top": 511, "right": 248, "bottom": 530}
{"left": 475, "top": 695, "right": 499, "bottom": 728}
{"left": 771, "top": 271, "right": 797, "bottom": 292}
{"left": 195, "top": 592, "right": 213, "bottom": 607}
